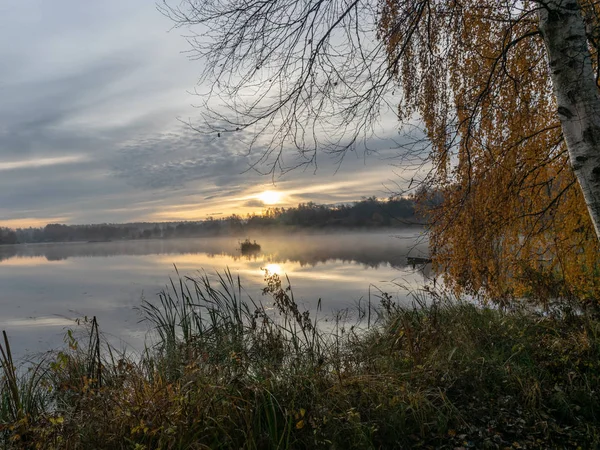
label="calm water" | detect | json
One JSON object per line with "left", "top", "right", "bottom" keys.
{"left": 0, "top": 230, "right": 430, "bottom": 357}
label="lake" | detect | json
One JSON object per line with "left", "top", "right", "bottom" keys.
{"left": 0, "top": 230, "right": 431, "bottom": 358}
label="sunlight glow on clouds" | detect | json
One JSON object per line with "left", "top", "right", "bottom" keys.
{"left": 0, "top": 217, "right": 71, "bottom": 229}
{"left": 0, "top": 0, "right": 424, "bottom": 229}
{"left": 139, "top": 161, "right": 424, "bottom": 223}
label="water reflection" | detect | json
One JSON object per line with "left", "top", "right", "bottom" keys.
{"left": 263, "top": 263, "right": 284, "bottom": 275}
{"left": 0, "top": 230, "right": 428, "bottom": 269}
{"left": 0, "top": 231, "right": 431, "bottom": 358}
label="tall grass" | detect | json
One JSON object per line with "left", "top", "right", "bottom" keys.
{"left": 1, "top": 269, "right": 599, "bottom": 449}
{"left": 138, "top": 269, "right": 327, "bottom": 383}
{"left": 0, "top": 331, "right": 52, "bottom": 446}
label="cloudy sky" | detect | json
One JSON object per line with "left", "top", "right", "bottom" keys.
{"left": 0, "top": 0, "right": 414, "bottom": 228}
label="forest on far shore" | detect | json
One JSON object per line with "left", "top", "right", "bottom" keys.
{"left": 0, "top": 196, "right": 428, "bottom": 245}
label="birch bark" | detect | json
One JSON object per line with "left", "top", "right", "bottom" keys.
{"left": 538, "top": 0, "right": 600, "bottom": 240}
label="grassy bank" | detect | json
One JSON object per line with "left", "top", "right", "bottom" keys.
{"left": 1, "top": 271, "right": 599, "bottom": 449}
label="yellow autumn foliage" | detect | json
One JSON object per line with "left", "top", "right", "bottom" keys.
{"left": 379, "top": 0, "right": 600, "bottom": 304}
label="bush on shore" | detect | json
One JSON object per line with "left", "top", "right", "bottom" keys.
{"left": 1, "top": 270, "right": 599, "bottom": 449}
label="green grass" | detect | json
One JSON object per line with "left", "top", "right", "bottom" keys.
{"left": 1, "top": 270, "right": 599, "bottom": 449}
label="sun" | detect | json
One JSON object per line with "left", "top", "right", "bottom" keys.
{"left": 257, "top": 190, "right": 283, "bottom": 205}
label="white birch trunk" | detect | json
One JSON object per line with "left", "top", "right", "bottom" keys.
{"left": 538, "top": 0, "right": 600, "bottom": 240}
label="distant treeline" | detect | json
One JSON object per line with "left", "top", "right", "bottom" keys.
{"left": 1, "top": 197, "right": 424, "bottom": 244}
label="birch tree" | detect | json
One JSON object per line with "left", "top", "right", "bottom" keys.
{"left": 162, "top": 0, "right": 600, "bottom": 304}
{"left": 538, "top": 0, "right": 600, "bottom": 239}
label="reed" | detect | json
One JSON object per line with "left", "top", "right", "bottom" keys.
{"left": 0, "top": 270, "right": 598, "bottom": 449}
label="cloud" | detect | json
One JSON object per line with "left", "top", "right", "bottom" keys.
{"left": 0, "top": 0, "right": 426, "bottom": 228}
{"left": 110, "top": 127, "right": 252, "bottom": 190}
{"left": 0, "top": 155, "right": 88, "bottom": 172}
{"left": 243, "top": 199, "right": 265, "bottom": 208}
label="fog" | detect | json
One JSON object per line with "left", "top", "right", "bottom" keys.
{"left": 0, "top": 229, "right": 428, "bottom": 267}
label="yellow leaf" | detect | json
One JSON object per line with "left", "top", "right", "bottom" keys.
{"left": 296, "top": 420, "right": 305, "bottom": 429}
{"left": 49, "top": 416, "right": 64, "bottom": 425}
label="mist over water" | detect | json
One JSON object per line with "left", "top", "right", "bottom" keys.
{"left": 0, "top": 230, "right": 431, "bottom": 358}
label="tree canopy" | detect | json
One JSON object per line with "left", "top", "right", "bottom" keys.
{"left": 379, "top": 0, "right": 600, "bottom": 304}
{"left": 162, "top": 0, "right": 600, "bottom": 306}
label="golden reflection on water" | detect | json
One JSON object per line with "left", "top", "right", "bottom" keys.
{"left": 155, "top": 252, "right": 237, "bottom": 267}
{"left": 276, "top": 270, "right": 369, "bottom": 283}
{"left": 0, "top": 256, "right": 70, "bottom": 267}
{"left": 152, "top": 250, "right": 385, "bottom": 285}
{"left": 263, "top": 263, "right": 283, "bottom": 275}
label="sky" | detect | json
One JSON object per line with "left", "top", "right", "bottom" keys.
{"left": 0, "top": 0, "right": 415, "bottom": 228}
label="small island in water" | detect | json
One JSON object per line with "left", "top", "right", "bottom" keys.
{"left": 239, "top": 239, "right": 261, "bottom": 255}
